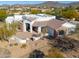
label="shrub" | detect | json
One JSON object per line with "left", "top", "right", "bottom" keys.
{"left": 46, "top": 52, "right": 64, "bottom": 58}
{"left": 14, "top": 43, "right": 18, "bottom": 46}
{"left": 46, "top": 48, "right": 64, "bottom": 58}
{"left": 21, "top": 44, "right": 27, "bottom": 48}
{"left": 29, "top": 49, "right": 45, "bottom": 58}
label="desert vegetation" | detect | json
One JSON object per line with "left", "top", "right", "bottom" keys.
{"left": 0, "top": 22, "right": 18, "bottom": 41}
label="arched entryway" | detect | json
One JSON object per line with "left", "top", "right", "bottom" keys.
{"left": 26, "top": 23, "right": 30, "bottom": 32}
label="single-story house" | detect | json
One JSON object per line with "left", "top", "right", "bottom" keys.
{"left": 6, "top": 14, "right": 76, "bottom": 44}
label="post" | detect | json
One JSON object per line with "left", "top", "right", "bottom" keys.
{"left": 38, "top": 26, "right": 41, "bottom": 33}
{"left": 30, "top": 24, "right": 32, "bottom": 33}
{"left": 66, "top": 28, "right": 69, "bottom": 35}
{"left": 23, "top": 21, "right": 26, "bottom": 32}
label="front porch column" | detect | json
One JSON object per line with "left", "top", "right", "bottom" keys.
{"left": 23, "top": 22, "right": 26, "bottom": 32}
{"left": 66, "top": 28, "right": 69, "bottom": 35}
{"left": 38, "top": 26, "right": 41, "bottom": 33}
{"left": 30, "top": 24, "right": 32, "bottom": 33}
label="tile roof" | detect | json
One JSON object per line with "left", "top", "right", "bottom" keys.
{"left": 33, "top": 19, "right": 65, "bottom": 30}
{"left": 47, "top": 19, "right": 65, "bottom": 30}
{"left": 33, "top": 21, "right": 48, "bottom": 27}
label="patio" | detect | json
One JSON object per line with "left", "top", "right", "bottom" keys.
{"left": 9, "top": 31, "right": 45, "bottom": 44}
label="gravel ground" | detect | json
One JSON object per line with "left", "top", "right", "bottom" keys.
{"left": 0, "top": 47, "right": 11, "bottom": 58}
{"left": 48, "top": 36, "right": 79, "bottom": 58}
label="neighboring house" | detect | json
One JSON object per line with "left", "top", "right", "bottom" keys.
{"left": 5, "top": 14, "right": 76, "bottom": 44}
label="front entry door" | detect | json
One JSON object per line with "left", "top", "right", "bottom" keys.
{"left": 26, "top": 23, "right": 30, "bottom": 32}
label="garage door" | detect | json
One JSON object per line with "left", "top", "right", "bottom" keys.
{"left": 48, "top": 28, "right": 54, "bottom": 36}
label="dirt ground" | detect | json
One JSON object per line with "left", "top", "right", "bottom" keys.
{"left": 0, "top": 39, "right": 51, "bottom": 58}
{"left": 0, "top": 35, "right": 79, "bottom": 58}
{"left": 62, "top": 34, "right": 79, "bottom": 58}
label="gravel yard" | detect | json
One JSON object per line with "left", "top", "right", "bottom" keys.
{"left": 0, "top": 35, "right": 79, "bottom": 58}
{"left": 0, "top": 34, "right": 51, "bottom": 58}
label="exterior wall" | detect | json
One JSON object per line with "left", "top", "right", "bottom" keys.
{"left": 5, "top": 17, "right": 14, "bottom": 24}
{"left": 38, "top": 26, "right": 41, "bottom": 33}
{"left": 57, "top": 27, "right": 67, "bottom": 35}
{"left": 66, "top": 27, "right": 76, "bottom": 35}
{"left": 9, "top": 36, "right": 26, "bottom": 44}
{"left": 23, "top": 20, "right": 31, "bottom": 32}
{"left": 23, "top": 21, "right": 27, "bottom": 32}
{"left": 57, "top": 26, "right": 76, "bottom": 35}
{"left": 17, "top": 21, "right": 24, "bottom": 32}
{"left": 17, "top": 39, "right": 26, "bottom": 44}
{"left": 36, "top": 16, "right": 56, "bottom": 21}
{"left": 23, "top": 20, "right": 33, "bottom": 33}
{"left": 14, "top": 15, "right": 23, "bottom": 21}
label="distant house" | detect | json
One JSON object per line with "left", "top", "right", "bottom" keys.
{"left": 5, "top": 14, "right": 76, "bottom": 44}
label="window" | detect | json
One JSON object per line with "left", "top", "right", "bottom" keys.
{"left": 59, "top": 30, "right": 65, "bottom": 35}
